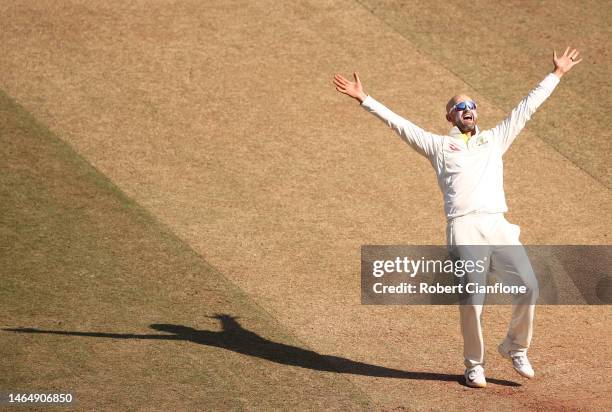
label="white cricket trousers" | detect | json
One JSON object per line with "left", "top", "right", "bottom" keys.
{"left": 446, "top": 213, "right": 539, "bottom": 368}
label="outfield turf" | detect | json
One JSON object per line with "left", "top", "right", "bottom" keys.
{"left": 1, "top": 1, "right": 610, "bottom": 410}
{"left": 0, "top": 91, "right": 371, "bottom": 410}
{"left": 358, "top": 0, "right": 612, "bottom": 188}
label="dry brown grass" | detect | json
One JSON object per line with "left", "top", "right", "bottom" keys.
{"left": 0, "top": 91, "right": 370, "bottom": 410}
{"left": 1, "top": 1, "right": 610, "bottom": 410}
{"left": 359, "top": 0, "right": 612, "bottom": 187}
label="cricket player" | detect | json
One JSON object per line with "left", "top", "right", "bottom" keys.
{"left": 333, "top": 47, "right": 581, "bottom": 388}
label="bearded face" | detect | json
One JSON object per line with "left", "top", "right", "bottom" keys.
{"left": 452, "top": 105, "right": 477, "bottom": 133}
{"left": 446, "top": 96, "right": 478, "bottom": 134}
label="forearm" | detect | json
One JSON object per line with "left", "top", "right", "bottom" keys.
{"left": 361, "top": 96, "right": 437, "bottom": 158}
{"left": 552, "top": 68, "right": 565, "bottom": 79}
{"left": 361, "top": 96, "right": 410, "bottom": 131}
{"left": 493, "top": 73, "right": 560, "bottom": 151}
{"left": 523, "top": 73, "right": 560, "bottom": 112}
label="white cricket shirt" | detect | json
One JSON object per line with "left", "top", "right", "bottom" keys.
{"left": 361, "top": 74, "right": 560, "bottom": 220}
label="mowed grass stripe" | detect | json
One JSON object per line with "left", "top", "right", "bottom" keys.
{"left": 357, "top": 0, "right": 611, "bottom": 188}
{"left": 0, "top": 91, "right": 371, "bottom": 411}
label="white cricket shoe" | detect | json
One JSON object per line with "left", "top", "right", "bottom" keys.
{"left": 464, "top": 365, "right": 487, "bottom": 388}
{"left": 498, "top": 344, "right": 535, "bottom": 379}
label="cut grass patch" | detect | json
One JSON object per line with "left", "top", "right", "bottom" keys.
{"left": 0, "top": 90, "right": 371, "bottom": 411}
{"left": 357, "top": 0, "right": 611, "bottom": 187}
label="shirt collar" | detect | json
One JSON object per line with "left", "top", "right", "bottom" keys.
{"left": 449, "top": 125, "right": 480, "bottom": 139}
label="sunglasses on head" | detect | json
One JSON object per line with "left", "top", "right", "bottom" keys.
{"left": 449, "top": 101, "right": 477, "bottom": 113}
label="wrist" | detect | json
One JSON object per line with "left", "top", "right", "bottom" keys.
{"left": 552, "top": 68, "right": 564, "bottom": 79}
{"left": 357, "top": 91, "right": 367, "bottom": 103}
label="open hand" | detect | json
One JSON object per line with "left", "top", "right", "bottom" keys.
{"left": 333, "top": 73, "right": 367, "bottom": 103}
{"left": 553, "top": 47, "right": 582, "bottom": 78}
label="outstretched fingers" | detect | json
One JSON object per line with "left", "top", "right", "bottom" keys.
{"left": 334, "top": 74, "right": 348, "bottom": 85}
{"left": 563, "top": 46, "right": 570, "bottom": 57}
{"left": 567, "top": 48, "right": 582, "bottom": 65}
{"left": 333, "top": 72, "right": 365, "bottom": 100}
{"left": 569, "top": 49, "right": 580, "bottom": 60}
{"left": 333, "top": 79, "right": 346, "bottom": 91}
{"left": 333, "top": 75, "right": 346, "bottom": 90}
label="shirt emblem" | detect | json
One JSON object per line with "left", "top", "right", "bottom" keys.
{"left": 449, "top": 143, "right": 462, "bottom": 152}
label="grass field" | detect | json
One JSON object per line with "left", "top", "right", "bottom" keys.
{"left": 1, "top": 1, "right": 611, "bottom": 410}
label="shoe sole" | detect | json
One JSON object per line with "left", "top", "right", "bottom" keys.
{"left": 465, "top": 380, "right": 487, "bottom": 388}
{"left": 498, "top": 344, "right": 535, "bottom": 379}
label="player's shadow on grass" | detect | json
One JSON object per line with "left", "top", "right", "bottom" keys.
{"left": 4, "top": 313, "right": 519, "bottom": 387}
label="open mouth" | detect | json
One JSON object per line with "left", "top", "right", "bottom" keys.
{"left": 462, "top": 113, "right": 474, "bottom": 121}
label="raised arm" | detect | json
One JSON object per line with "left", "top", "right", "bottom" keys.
{"left": 333, "top": 73, "right": 440, "bottom": 159}
{"left": 492, "top": 47, "right": 582, "bottom": 153}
